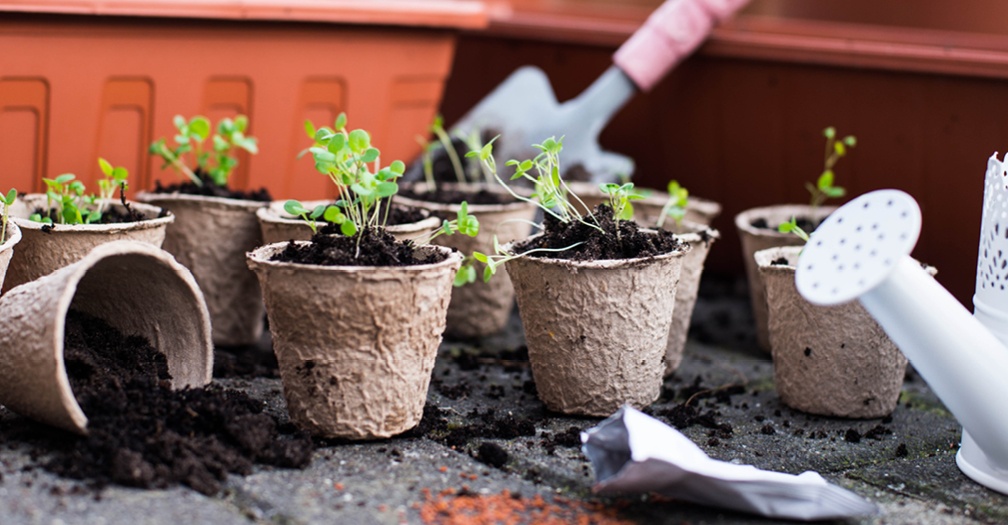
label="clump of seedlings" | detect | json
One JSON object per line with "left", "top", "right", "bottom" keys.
{"left": 469, "top": 136, "right": 681, "bottom": 281}
{"left": 278, "top": 113, "right": 480, "bottom": 267}
{"left": 29, "top": 158, "right": 137, "bottom": 226}
{"left": 150, "top": 114, "right": 259, "bottom": 188}
{"left": 417, "top": 115, "right": 493, "bottom": 187}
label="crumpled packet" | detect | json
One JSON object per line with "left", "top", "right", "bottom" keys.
{"left": 581, "top": 406, "right": 879, "bottom": 521}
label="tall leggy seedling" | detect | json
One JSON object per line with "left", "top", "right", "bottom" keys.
{"left": 1, "top": 188, "right": 16, "bottom": 243}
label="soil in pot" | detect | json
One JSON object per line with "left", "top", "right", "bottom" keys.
{"left": 45, "top": 310, "right": 313, "bottom": 495}
{"left": 272, "top": 227, "right": 445, "bottom": 267}
{"left": 517, "top": 204, "right": 682, "bottom": 260}
{"left": 29, "top": 195, "right": 159, "bottom": 225}
{"left": 153, "top": 170, "right": 271, "bottom": 202}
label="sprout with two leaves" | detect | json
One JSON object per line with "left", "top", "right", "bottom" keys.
{"left": 30, "top": 158, "right": 131, "bottom": 226}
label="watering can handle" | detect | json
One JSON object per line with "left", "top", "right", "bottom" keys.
{"left": 613, "top": 0, "right": 750, "bottom": 92}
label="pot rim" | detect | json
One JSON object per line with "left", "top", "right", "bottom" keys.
{"left": 135, "top": 190, "right": 268, "bottom": 211}
{"left": 501, "top": 228, "right": 690, "bottom": 270}
{"left": 247, "top": 240, "right": 462, "bottom": 273}
{"left": 11, "top": 195, "right": 174, "bottom": 233}
{"left": 0, "top": 220, "right": 22, "bottom": 251}
{"left": 257, "top": 200, "right": 441, "bottom": 234}
{"left": 734, "top": 204, "right": 839, "bottom": 238}
{"left": 395, "top": 182, "right": 537, "bottom": 214}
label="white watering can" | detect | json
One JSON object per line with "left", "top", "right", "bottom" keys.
{"left": 794, "top": 175, "right": 1008, "bottom": 495}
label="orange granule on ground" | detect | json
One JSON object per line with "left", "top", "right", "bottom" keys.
{"left": 417, "top": 488, "right": 632, "bottom": 525}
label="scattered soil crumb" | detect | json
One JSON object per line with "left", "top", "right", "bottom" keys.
{"left": 476, "top": 442, "right": 509, "bottom": 469}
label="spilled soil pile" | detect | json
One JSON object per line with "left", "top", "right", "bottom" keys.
{"left": 272, "top": 227, "right": 445, "bottom": 267}
{"left": 48, "top": 311, "right": 313, "bottom": 495}
{"left": 517, "top": 204, "right": 682, "bottom": 261}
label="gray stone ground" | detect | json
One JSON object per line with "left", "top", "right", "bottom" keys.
{"left": 0, "top": 278, "right": 1006, "bottom": 524}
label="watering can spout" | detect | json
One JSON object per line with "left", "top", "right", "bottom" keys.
{"left": 795, "top": 188, "right": 1008, "bottom": 495}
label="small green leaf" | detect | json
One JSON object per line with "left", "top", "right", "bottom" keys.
{"left": 4, "top": 188, "right": 16, "bottom": 205}
{"left": 376, "top": 181, "right": 398, "bottom": 197}
{"left": 389, "top": 160, "right": 405, "bottom": 175}
{"left": 283, "top": 200, "right": 308, "bottom": 216}
{"left": 327, "top": 133, "right": 346, "bottom": 154}
{"left": 323, "top": 206, "right": 344, "bottom": 223}
{"left": 348, "top": 129, "right": 369, "bottom": 153}
{"left": 334, "top": 113, "right": 347, "bottom": 131}
{"left": 189, "top": 117, "right": 211, "bottom": 140}
{"left": 362, "top": 147, "right": 380, "bottom": 163}
{"left": 340, "top": 220, "right": 357, "bottom": 237}
{"left": 823, "top": 126, "right": 836, "bottom": 139}
{"left": 483, "top": 265, "right": 495, "bottom": 283}
{"left": 817, "top": 170, "right": 834, "bottom": 189}
{"left": 98, "top": 158, "right": 114, "bottom": 176}
{"left": 55, "top": 173, "right": 76, "bottom": 184}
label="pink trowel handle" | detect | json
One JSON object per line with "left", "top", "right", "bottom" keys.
{"left": 614, "top": 0, "right": 750, "bottom": 92}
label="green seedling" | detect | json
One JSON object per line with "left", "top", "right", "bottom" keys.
{"left": 599, "top": 182, "right": 642, "bottom": 239}
{"left": 150, "top": 114, "right": 258, "bottom": 187}
{"left": 417, "top": 116, "right": 492, "bottom": 189}
{"left": 31, "top": 159, "right": 133, "bottom": 226}
{"left": 656, "top": 180, "right": 689, "bottom": 229}
{"left": 778, "top": 215, "right": 810, "bottom": 242}
{"left": 97, "top": 157, "right": 129, "bottom": 214}
{"left": 1, "top": 188, "right": 17, "bottom": 243}
{"left": 300, "top": 113, "right": 479, "bottom": 260}
{"left": 282, "top": 200, "right": 350, "bottom": 236}
{"left": 808, "top": 126, "right": 856, "bottom": 209}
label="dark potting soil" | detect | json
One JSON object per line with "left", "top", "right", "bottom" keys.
{"left": 316, "top": 205, "right": 428, "bottom": 235}
{"left": 517, "top": 204, "right": 682, "bottom": 261}
{"left": 213, "top": 344, "right": 280, "bottom": 379}
{"left": 751, "top": 216, "right": 819, "bottom": 232}
{"left": 396, "top": 185, "right": 515, "bottom": 206}
{"left": 271, "top": 227, "right": 446, "bottom": 267}
{"left": 153, "top": 169, "right": 272, "bottom": 202}
{"left": 49, "top": 311, "right": 313, "bottom": 495}
{"left": 30, "top": 189, "right": 162, "bottom": 226}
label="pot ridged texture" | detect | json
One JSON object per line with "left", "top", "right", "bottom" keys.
{"left": 257, "top": 201, "right": 441, "bottom": 245}
{"left": 248, "top": 244, "right": 461, "bottom": 439}
{"left": 0, "top": 241, "right": 213, "bottom": 434}
{"left": 396, "top": 187, "right": 537, "bottom": 338}
{"left": 506, "top": 243, "right": 686, "bottom": 416}
{"left": 757, "top": 246, "right": 907, "bottom": 418}
{"left": 4, "top": 196, "right": 172, "bottom": 293}
{"left": 653, "top": 220, "right": 717, "bottom": 376}
{"left": 138, "top": 193, "right": 265, "bottom": 346}
{"left": 735, "top": 205, "right": 837, "bottom": 352}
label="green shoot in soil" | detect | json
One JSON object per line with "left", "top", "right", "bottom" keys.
{"left": 1, "top": 188, "right": 16, "bottom": 243}
{"left": 149, "top": 115, "right": 258, "bottom": 187}
{"left": 808, "top": 126, "right": 856, "bottom": 209}
{"left": 778, "top": 216, "right": 810, "bottom": 242}
{"left": 656, "top": 180, "right": 689, "bottom": 229}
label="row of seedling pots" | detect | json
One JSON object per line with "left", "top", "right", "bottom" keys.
{"left": 0, "top": 113, "right": 724, "bottom": 442}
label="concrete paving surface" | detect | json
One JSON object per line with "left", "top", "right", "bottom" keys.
{"left": 0, "top": 278, "right": 1006, "bottom": 524}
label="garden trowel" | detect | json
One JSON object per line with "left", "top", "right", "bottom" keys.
{"left": 450, "top": 0, "right": 751, "bottom": 183}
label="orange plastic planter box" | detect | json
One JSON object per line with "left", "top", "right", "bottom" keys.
{"left": 0, "top": 1, "right": 486, "bottom": 199}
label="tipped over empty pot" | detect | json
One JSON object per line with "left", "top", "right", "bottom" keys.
{"left": 247, "top": 242, "right": 461, "bottom": 439}
{"left": 5, "top": 195, "right": 173, "bottom": 292}
{"left": 0, "top": 241, "right": 213, "bottom": 434}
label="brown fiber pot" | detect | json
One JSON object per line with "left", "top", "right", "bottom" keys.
{"left": 566, "top": 181, "right": 722, "bottom": 227}
{"left": 504, "top": 233, "right": 689, "bottom": 416}
{"left": 395, "top": 184, "right": 537, "bottom": 338}
{"left": 735, "top": 204, "right": 837, "bottom": 352}
{"left": 247, "top": 242, "right": 462, "bottom": 439}
{"left": 137, "top": 192, "right": 266, "bottom": 347}
{"left": 256, "top": 200, "right": 441, "bottom": 245}
{"left": 4, "top": 195, "right": 173, "bottom": 292}
{"left": 0, "top": 221, "right": 22, "bottom": 292}
{"left": 756, "top": 246, "right": 910, "bottom": 418}
{"left": 660, "top": 220, "right": 719, "bottom": 376}
{"left": 0, "top": 241, "right": 213, "bottom": 433}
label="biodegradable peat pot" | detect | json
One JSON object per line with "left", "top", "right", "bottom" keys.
{"left": 256, "top": 200, "right": 440, "bottom": 245}
{"left": 735, "top": 204, "right": 837, "bottom": 352}
{"left": 0, "top": 221, "right": 22, "bottom": 291}
{"left": 396, "top": 184, "right": 537, "bottom": 338}
{"left": 4, "top": 195, "right": 173, "bottom": 292}
{"left": 504, "top": 233, "right": 689, "bottom": 416}
{"left": 662, "top": 220, "right": 719, "bottom": 375}
{"left": 137, "top": 192, "right": 266, "bottom": 346}
{"left": 755, "top": 246, "right": 909, "bottom": 418}
{"left": 247, "top": 242, "right": 462, "bottom": 439}
{"left": 0, "top": 241, "right": 212, "bottom": 433}
{"left": 566, "top": 182, "right": 722, "bottom": 226}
